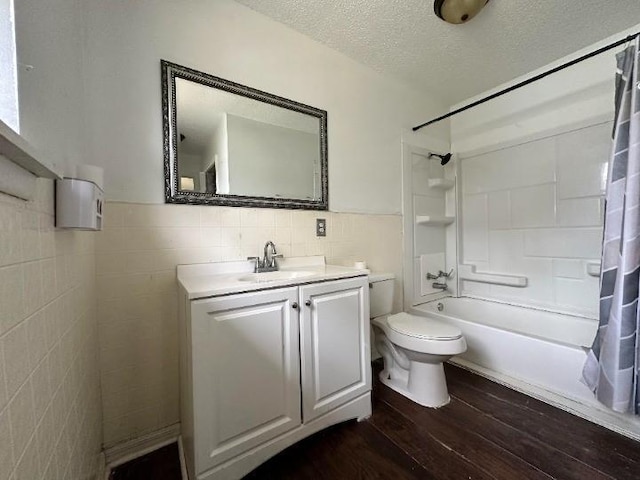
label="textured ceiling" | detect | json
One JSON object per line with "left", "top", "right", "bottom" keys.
{"left": 235, "top": 0, "right": 640, "bottom": 105}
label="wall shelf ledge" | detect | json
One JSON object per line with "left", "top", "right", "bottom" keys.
{"left": 0, "top": 119, "right": 61, "bottom": 180}
{"left": 416, "top": 215, "right": 455, "bottom": 226}
{"left": 428, "top": 178, "right": 455, "bottom": 190}
{"left": 0, "top": 119, "right": 62, "bottom": 200}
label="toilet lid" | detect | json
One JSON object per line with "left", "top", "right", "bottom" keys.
{"left": 387, "top": 313, "right": 462, "bottom": 340}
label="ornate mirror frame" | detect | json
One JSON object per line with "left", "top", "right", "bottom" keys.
{"left": 161, "top": 60, "right": 328, "bottom": 210}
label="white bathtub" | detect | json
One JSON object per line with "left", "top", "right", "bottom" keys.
{"left": 409, "top": 296, "right": 640, "bottom": 440}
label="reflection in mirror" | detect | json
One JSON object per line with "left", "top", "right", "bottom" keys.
{"left": 162, "top": 61, "right": 328, "bottom": 210}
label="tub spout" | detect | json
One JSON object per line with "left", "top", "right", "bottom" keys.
{"left": 432, "top": 282, "right": 448, "bottom": 291}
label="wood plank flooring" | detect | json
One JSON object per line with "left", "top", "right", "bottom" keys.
{"left": 111, "top": 362, "right": 640, "bottom": 479}
{"left": 109, "top": 443, "right": 182, "bottom": 480}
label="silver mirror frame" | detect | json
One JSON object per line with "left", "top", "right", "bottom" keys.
{"left": 161, "top": 60, "right": 328, "bottom": 210}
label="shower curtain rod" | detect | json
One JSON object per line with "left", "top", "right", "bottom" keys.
{"left": 413, "top": 31, "right": 640, "bottom": 131}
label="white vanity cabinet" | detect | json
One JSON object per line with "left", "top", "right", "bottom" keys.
{"left": 299, "top": 278, "right": 371, "bottom": 422}
{"left": 189, "top": 287, "right": 302, "bottom": 473}
{"left": 178, "top": 266, "right": 371, "bottom": 480}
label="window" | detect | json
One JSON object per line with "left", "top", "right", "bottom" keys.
{"left": 0, "top": 0, "right": 18, "bottom": 131}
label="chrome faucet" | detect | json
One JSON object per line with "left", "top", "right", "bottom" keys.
{"left": 248, "top": 241, "right": 283, "bottom": 273}
{"left": 427, "top": 269, "right": 454, "bottom": 291}
{"left": 426, "top": 269, "right": 454, "bottom": 280}
{"left": 263, "top": 241, "right": 281, "bottom": 270}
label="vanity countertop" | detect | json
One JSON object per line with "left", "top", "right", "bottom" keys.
{"left": 177, "top": 256, "right": 369, "bottom": 300}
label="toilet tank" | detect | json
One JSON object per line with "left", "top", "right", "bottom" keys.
{"left": 369, "top": 273, "right": 395, "bottom": 318}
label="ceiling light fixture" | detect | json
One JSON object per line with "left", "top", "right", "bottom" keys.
{"left": 434, "top": 0, "right": 489, "bottom": 24}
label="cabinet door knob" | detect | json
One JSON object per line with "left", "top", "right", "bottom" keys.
{"left": 292, "top": 302, "right": 299, "bottom": 309}
{"left": 305, "top": 300, "right": 311, "bottom": 307}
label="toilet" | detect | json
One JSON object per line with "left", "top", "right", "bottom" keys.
{"left": 369, "top": 273, "right": 467, "bottom": 408}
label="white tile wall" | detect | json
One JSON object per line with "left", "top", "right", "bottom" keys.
{"left": 460, "top": 122, "right": 610, "bottom": 316}
{"left": 524, "top": 228, "right": 603, "bottom": 259}
{"left": 556, "top": 197, "right": 603, "bottom": 227}
{"left": 556, "top": 125, "right": 609, "bottom": 199}
{"left": 511, "top": 184, "right": 556, "bottom": 228}
{"left": 0, "top": 180, "right": 102, "bottom": 480}
{"left": 488, "top": 190, "right": 511, "bottom": 230}
{"left": 462, "top": 139, "right": 556, "bottom": 195}
{"left": 462, "top": 194, "right": 489, "bottom": 262}
{"left": 96, "top": 202, "right": 404, "bottom": 447}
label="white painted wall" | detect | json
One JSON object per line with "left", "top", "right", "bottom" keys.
{"left": 0, "top": 0, "right": 18, "bottom": 131}
{"left": 451, "top": 25, "right": 640, "bottom": 317}
{"left": 81, "top": 0, "right": 449, "bottom": 214}
{"left": 226, "top": 114, "right": 318, "bottom": 199}
{"left": 207, "top": 114, "right": 230, "bottom": 194}
{"left": 14, "top": 0, "right": 87, "bottom": 176}
{"left": 178, "top": 152, "right": 205, "bottom": 192}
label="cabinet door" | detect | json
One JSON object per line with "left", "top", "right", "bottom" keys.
{"left": 191, "top": 287, "right": 301, "bottom": 472}
{"left": 299, "top": 277, "right": 371, "bottom": 422}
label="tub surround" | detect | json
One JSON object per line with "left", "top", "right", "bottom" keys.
{"left": 449, "top": 28, "right": 628, "bottom": 318}
{"left": 458, "top": 122, "right": 607, "bottom": 318}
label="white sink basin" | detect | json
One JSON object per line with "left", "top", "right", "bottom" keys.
{"left": 238, "top": 271, "right": 316, "bottom": 283}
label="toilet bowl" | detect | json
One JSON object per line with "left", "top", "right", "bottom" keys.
{"left": 373, "top": 313, "right": 466, "bottom": 407}
{"left": 369, "top": 274, "right": 467, "bottom": 408}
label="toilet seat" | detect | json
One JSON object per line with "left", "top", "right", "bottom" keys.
{"left": 387, "top": 312, "right": 462, "bottom": 340}
{"left": 372, "top": 314, "right": 466, "bottom": 356}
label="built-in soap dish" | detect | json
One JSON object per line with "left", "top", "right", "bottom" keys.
{"left": 586, "top": 262, "right": 601, "bottom": 277}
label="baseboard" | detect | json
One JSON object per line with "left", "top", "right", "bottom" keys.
{"left": 104, "top": 423, "right": 181, "bottom": 471}
{"left": 96, "top": 452, "right": 106, "bottom": 480}
{"left": 449, "top": 358, "right": 640, "bottom": 442}
{"left": 178, "top": 435, "right": 189, "bottom": 480}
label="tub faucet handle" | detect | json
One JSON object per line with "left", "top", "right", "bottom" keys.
{"left": 440, "top": 269, "right": 454, "bottom": 279}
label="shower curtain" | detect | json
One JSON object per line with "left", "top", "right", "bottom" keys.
{"left": 583, "top": 37, "right": 640, "bottom": 414}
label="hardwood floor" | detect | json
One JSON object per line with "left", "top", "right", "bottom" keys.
{"left": 112, "top": 362, "right": 640, "bottom": 479}
{"left": 109, "top": 443, "right": 182, "bottom": 480}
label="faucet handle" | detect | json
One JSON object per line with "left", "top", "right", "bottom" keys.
{"left": 426, "top": 272, "right": 440, "bottom": 280}
{"left": 438, "top": 269, "right": 455, "bottom": 279}
{"left": 247, "top": 256, "right": 260, "bottom": 272}
{"left": 269, "top": 253, "right": 283, "bottom": 268}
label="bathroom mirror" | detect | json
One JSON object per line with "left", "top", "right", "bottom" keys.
{"left": 161, "top": 60, "right": 328, "bottom": 210}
